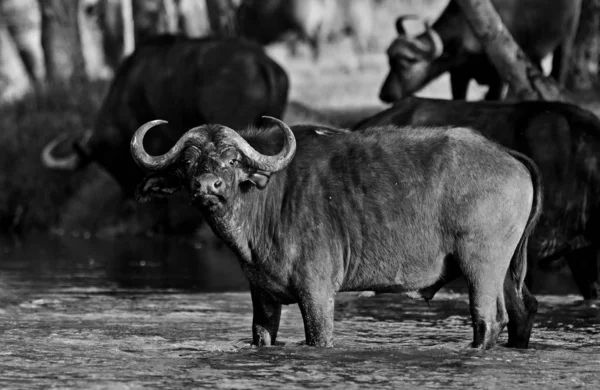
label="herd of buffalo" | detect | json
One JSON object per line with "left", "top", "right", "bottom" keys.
{"left": 40, "top": 0, "right": 598, "bottom": 349}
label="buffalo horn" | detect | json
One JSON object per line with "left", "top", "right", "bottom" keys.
{"left": 221, "top": 116, "right": 296, "bottom": 172}
{"left": 130, "top": 120, "right": 206, "bottom": 171}
{"left": 395, "top": 14, "right": 419, "bottom": 35}
{"left": 402, "top": 21, "right": 444, "bottom": 60}
{"left": 41, "top": 134, "right": 82, "bottom": 170}
{"left": 423, "top": 21, "right": 443, "bottom": 59}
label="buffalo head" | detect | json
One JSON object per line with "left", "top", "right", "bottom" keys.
{"left": 131, "top": 117, "right": 296, "bottom": 214}
{"left": 379, "top": 15, "right": 443, "bottom": 103}
{"left": 40, "top": 125, "right": 149, "bottom": 197}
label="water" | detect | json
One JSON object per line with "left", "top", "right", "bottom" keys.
{"left": 0, "top": 234, "right": 599, "bottom": 389}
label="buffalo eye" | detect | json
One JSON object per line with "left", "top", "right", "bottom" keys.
{"left": 229, "top": 159, "right": 236, "bottom": 166}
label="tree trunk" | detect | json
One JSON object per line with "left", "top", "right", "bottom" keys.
{"left": 40, "top": 0, "right": 87, "bottom": 84}
{"left": 132, "top": 0, "right": 161, "bottom": 44}
{"left": 567, "top": 0, "right": 600, "bottom": 91}
{"left": 98, "top": 0, "right": 123, "bottom": 69}
{"left": 178, "top": 0, "right": 210, "bottom": 37}
{"left": 454, "top": 0, "right": 569, "bottom": 102}
{"left": 1, "top": 0, "right": 46, "bottom": 84}
{"left": 0, "top": 17, "right": 33, "bottom": 104}
{"left": 205, "top": 0, "right": 238, "bottom": 36}
{"left": 97, "top": 0, "right": 134, "bottom": 69}
{"left": 160, "top": 0, "right": 178, "bottom": 34}
{"left": 121, "top": 0, "right": 135, "bottom": 56}
{"left": 79, "top": 0, "right": 113, "bottom": 80}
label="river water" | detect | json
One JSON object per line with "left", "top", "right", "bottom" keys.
{"left": 0, "top": 234, "right": 599, "bottom": 389}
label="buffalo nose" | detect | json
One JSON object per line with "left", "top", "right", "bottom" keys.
{"left": 194, "top": 175, "right": 223, "bottom": 194}
{"left": 379, "top": 73, "right": 402, "bottom": 103}
{"left": 379, "top": 90, "right": 393, "bottom": 103}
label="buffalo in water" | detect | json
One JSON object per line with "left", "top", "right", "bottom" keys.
{"left": 354, "top": 96, "right": 600, "bottom": 300}
{"left": 41, "top": 35, "right": 289, "bottom": 199}
{"left": 131, "top": 117, "right": 541, "bottom": 349}
{"left": 380, "top": 0, "right": 581, "bottom": 101}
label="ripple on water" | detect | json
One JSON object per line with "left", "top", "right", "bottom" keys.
{"left": 0, "top": 236, "right": 599, "bottom": 389}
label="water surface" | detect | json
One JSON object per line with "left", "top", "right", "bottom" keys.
{"left": 0, "top": 234, "right": 598, "bottom": 389}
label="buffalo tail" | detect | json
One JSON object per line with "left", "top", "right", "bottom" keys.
{"left": 507, "top": 149, "right": 544, "bottom": 294}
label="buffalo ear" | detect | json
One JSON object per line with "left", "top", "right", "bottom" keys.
{"left": 135, "top": 172, "right": 183, "bottom": 203}
{"left": 243, "top": 169, "right": 271, "bottom": 189}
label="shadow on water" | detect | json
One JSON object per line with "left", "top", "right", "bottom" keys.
{"left": 0, "top": 232, "right": 248, "bottom": 293}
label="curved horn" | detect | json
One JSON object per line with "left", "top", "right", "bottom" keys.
{"left": 130, "top": 120, "right": 206, "bottom": 171}
{"left": 221, "top": 116, "right": 296, "bottom": 172}
{"left": 395, "top": 14, "right": 419, "bottom": 35}
{"left": 423, "top": 21, "right": 443, "bottom": 59}
{"left": 41, "top": 134, "right": 83, "bottom": 170}
{"left": 400, "top": 21, "right": 444, "bottom": 60}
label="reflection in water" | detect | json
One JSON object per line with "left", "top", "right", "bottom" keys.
{"left": 107, "top": 235, "right": 248, "bottom": 291}
{"left": 0, "top": 232, "right": 248, "bottom": 292}
{"left": 0, "top": 234, "right": 598, "bottom": 388}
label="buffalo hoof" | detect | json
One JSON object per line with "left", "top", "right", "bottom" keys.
{"left": 252, "top": 325, "right": 273, "bottom": 347}
{"left": 305, "top": 337, "right": 334, "bottom": 348}
{"left": 305, "top": 341, "right": 334, "bottom": 348}
{"left": 471, "top": 341, "right": 497, "bottom": 350}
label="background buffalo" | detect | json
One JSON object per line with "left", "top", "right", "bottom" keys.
{"left": 379, "top": 0, "right": 581, "bottom": 102}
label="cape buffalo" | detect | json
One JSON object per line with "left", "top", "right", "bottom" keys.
{"left": 354, "top": 96, "right": 600, "bottom": 300}
{"left": 379, "top": 0, "right": 581, "bottom": 102}
{"left": 131, "top": 117, "right": 541, "bottom": 349}
{"left": 41, "top": 35, "right": 289, "bottom": 198}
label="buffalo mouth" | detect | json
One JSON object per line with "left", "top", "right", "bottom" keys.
{"left": 192, "top": 193, "right": 226, "bottom": 209}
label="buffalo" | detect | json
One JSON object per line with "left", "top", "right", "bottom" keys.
{"left": 130, "top": 117, "right": 541, "bottom": 349}
{"left": 354, "top": 96, "right": 600, "bottom": 300}
{"left": 379, "top": 0, "right": 581, "bottom": 102}
{"left": 41, "top": 35, "right": 289, "bottom": 198}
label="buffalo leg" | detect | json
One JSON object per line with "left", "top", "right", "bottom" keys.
{"left": 484, "top": 78, "right": 504, "bottom": 100}
{"left": 504, "top": 275, "right": 538, "bottom": 348}
{"left": 565, "top": 247, "right": 600, "bottom": 300}
{"left": 551, "top": 43, "right": 572, "bottom": 86}
{"left": 450, "top": 70, "right": 470, "bottom": 100}
{"left": 250, "top": 287, "right": 282, "bottom": 346}
{"left": 467, "top": 280, "right": 508, "bottom": 349}
{"left": 297, "top": 287, "right": 335, "bottom": 347}
{"left": 460, "top": 247, "right": 509, "bottom": 349}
